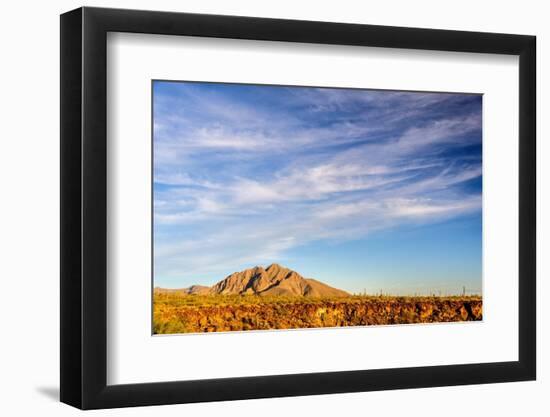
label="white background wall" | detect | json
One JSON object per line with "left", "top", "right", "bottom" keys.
{"left": 0, "top": 0, "right": 546, "bottom": 415}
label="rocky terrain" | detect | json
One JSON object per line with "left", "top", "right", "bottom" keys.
{"left": 153, "top": 293, "right": 483, "bottom": 334}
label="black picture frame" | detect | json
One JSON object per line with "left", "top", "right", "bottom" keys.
{"left": 60, "top": 6, "right": 536, "bottom": 410}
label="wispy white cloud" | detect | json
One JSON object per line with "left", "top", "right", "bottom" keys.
{"left": 152, "top": 82, "right": 482, "bottom": 285}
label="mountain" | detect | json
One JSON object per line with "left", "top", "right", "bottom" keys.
{"left": 162, "top": 264, "right": 349, "bottom": 297}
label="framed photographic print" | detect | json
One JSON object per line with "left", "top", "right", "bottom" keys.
{"left": 60, "top": 6, "right": 536, "bottom": 409}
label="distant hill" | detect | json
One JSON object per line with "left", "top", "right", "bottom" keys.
{"left": 154, "top": 285, "right": 210, "bottom": 296}
{"left": 156, "top": 264, "right": 349, "bottom": 298}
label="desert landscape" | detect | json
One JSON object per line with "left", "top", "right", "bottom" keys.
{"left": 153, "top": 264, "right": 482, "bottom": 334}
{"left": 153, "top": 83, "right": 483, "bottom": 336}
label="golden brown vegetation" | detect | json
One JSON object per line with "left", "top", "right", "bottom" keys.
{"left": 153, "top": 293, "right": 482, "bottom": 334}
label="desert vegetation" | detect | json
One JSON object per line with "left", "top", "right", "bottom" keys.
{"left": 153, "top": 292, "right": 482, "bottom": 334}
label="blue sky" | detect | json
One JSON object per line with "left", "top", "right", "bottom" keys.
{"left": 153, "top": 81, "right": 482, "bottom": 295}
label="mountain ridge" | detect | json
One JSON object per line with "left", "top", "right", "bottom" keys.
{"left": 155, "top": 264, "right": 349, "bottom": 297}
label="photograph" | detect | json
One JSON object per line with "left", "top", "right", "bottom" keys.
{"left": 152, "top": 81, "right": 483, "bottom": 334}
